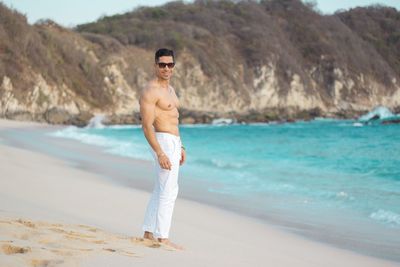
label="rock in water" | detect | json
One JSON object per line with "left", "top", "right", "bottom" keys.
{"left": 358, "top": 106, "right": 394, "bottom": 122}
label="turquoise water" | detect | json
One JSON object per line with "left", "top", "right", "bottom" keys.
{"left": 50, "top": 119, "right": 400, "bottom": 259}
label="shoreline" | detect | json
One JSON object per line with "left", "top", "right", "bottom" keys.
{"left": 1, "top": 108, "right": 365, "bottom": 126}
{"left": 0, "top": 119, "right": 399, "bottom": 267}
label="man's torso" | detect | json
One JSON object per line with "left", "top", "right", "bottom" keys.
{"left": 153, "top": 83, "right": 180, "bottom": 136}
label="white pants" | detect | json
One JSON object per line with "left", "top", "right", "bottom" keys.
{"left": 142, "top": 132, "right": 181, "bottom": 238}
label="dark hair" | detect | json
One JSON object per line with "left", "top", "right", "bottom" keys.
{"left": 155, "top": 48, "right": 174, "bottom": 63}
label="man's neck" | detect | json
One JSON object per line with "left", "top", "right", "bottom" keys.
{"left": 156, "top": 78, "right": 170, "bottom": 90}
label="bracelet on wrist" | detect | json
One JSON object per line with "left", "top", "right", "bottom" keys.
{"left": 181, "top": 145, "right": 186, "bottom": 150}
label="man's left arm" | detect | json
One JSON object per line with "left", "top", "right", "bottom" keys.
{"left": 174, "top": 87, "right": 186, "bottom": 166}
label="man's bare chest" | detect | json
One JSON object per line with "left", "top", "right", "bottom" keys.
{"left": 157, "top": 90, "right": 179, "bottom": 111}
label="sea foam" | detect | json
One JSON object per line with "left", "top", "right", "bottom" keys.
{"left": 370, "top": 209, "right": 400, "bottom": 226}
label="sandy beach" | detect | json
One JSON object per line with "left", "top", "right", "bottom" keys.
{"left": 0, "top": 119, "right": 399, "bottom": 267}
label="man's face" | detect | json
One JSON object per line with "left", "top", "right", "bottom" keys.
{"left": 155, "top": 56, "right": 175, "bottom": 81}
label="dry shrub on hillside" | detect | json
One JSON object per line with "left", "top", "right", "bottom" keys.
{"left": 0, "top": 3, "right": 112, "bottom": 107}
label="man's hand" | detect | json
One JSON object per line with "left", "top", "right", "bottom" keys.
{"left": 158, "top": 153, "right": 172, "bottom": 170}
{"left": 180, "top": 148, "right": 186, "bottom": 166}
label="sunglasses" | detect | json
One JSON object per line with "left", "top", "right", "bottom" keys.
{"left": 157, "top": 62, "right": 175, "bottom": 69}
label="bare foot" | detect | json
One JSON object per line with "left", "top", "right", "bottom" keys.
{"left": 143, "top": 231, "right": 156, "bottom": 241}
{"left": 157, "top": 238, "right": 184, "bottom": 250}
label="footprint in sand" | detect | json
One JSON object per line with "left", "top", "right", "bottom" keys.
{"left": 0, "top": 217, "right": 180, "bottom": 266}
{"left": 1, "top": 244, "right": 31, "bottom": 255}
{"left": 103, "top": 247, "right": 137, "bottom": 257}
{"left": 16, "top": 219, "right": 36, "bottom": 228}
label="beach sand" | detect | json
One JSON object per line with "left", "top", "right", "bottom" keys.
{"left": 0, "top": 119, "right": 398, "bottom": 267}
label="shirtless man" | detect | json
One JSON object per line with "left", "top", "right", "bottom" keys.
{"left": 139, "top": 48, "right": 186, "bottom": 250}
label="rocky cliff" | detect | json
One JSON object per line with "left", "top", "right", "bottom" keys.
{"left": 1, "top": 0, "right": 399, "bottom": 125}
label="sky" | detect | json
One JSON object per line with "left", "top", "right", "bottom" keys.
{"left": 2, "top": 0, "right": 400, "bottom": 27}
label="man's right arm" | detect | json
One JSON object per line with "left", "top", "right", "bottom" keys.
{"left": 139, "top": 87, "right": 172, "bottom": 170}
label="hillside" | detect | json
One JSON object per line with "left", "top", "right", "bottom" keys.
{"left": 1, "top": 0, "right": 399, "bottom": 124}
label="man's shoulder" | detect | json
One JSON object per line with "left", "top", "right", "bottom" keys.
{"left": 140, "top": 81, "right": 160, "bottom": 102}
{"left": 142, "top": 81, "right": 159, "bottom": 95}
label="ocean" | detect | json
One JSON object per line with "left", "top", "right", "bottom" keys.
{"left": 49, "top": 119, "right": 400, "bottom": 260}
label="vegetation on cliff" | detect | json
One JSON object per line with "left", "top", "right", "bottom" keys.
{"left": 77, "top": 0, "right": 399, "bottom": 98}
{"left": 1, "top": 0, "right": 400, "bottom": 125}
